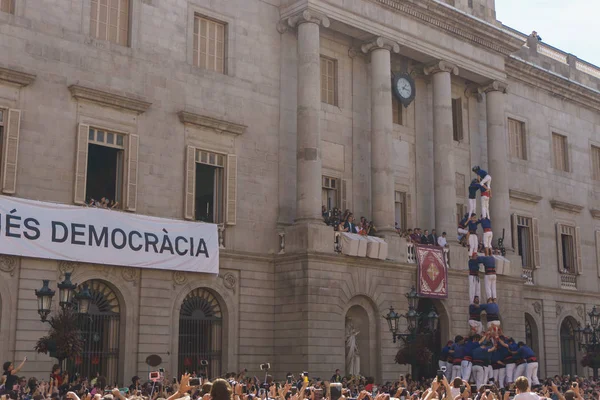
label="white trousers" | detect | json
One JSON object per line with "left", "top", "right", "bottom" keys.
{"left": 469, "top": 234, "right": 479, "bottom": 256}
{"left": 439, "top": 360, "right": 451, "bottom": 380}
{"left": 472, "top": 365, "right": 485, "bottom": 389}
{"left": 483, "top": 231, "right": 493, "bottom": 249}
{"left": 480, "top": 174, "right": 491, "bottom": 189}
{"left": 493, "top": 368, "right": 506, "bottom": 389}
{"left": 461, "top": 360, "right": 472, "bottom": 383}
{"left": 526, "top": 362, "right": 539, "bottom": 386}
{"left": 505, "top": 363, "right": 516, "bottom": 384}
{"left": 451, "top": 364, "right": 462, "bottom": 381}
{"left": 469, "top": 275, "right": 481, "bottom": 303}
{"left": 468, "top": 198, "right": 477, "bottom": 218}
{"left": 481, "top": 196, "right": 490, "bottom": 219}
{"left": 469, "top": 320, "right": 483, "bottom": 335}
{"left": 485, "top": 274, "right": 497, "bottom": 300}
{"left": 485, "top": 365, "right": 493, "bottom": 384}
{"left": 514, "top": 363, "right": 527, "bottom": 382}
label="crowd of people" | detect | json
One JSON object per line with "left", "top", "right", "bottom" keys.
{"left": 85, "top": 197, "right": 119, "bottom": 209}
{"left": 322, "top": 207, "right": 376, "bottom": 236}
{"left": 3, "top": 358, "right": 598, "bottom": 400}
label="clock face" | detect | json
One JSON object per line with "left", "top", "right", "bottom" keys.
{"left": 397, "top": 78, "right": 412, "bottom": 99}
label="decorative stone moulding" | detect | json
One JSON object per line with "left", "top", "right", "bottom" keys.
{"left": 591, "top": 209, "right": 600, "bottom": 219}
{"left": 68, "top": 84, "right": 152, "bottom": 114}
{"left": 509, "top": 189, "right": 542, "bottom": 204}
{"left": 550, "top": 200, "right": 584, "bottom": 214}
{"left": 277, "top": 9, "right": 330, "bottom": 34}
{"left": 423, "top": 60, "right": 459, "bottom": 76}
{"left": 177, "top": 111, "right": 247, "bottom": 136}
{"left": 0, "top": 66, "right": 36, "bottom": 87}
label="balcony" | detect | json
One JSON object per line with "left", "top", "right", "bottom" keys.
{"left": 560, "top": 273, "right": 577, "bottom": 290}
{"left": 407, "top": 243, "right": 450, "bottom": 267}
{"left": 522, "top": 268, "right": 534, "bottom": 285}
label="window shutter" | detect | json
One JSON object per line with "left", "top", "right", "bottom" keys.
{"left": 124, "top": 134, "right": 139, "bottom": 211}
{"left": 74, "top": 123, "right": 89, "bottom": 205}
{"left": 596, "top": 231, "right": 600, "bottom": 278}
{"left": 556, "top": 223, "right": 564, "bottom": 272}
{"left": 225, "top": 154, "right": 237, "bottom": 225}
{"left": 2, "top": 109, "right": 21, "bottom": 194}
{"left": 184, "top": 146, "right": 196, "bottom": 220}
{"left": 532, "top": 218, "right": 540, "bottom": 269}
{"left": 575, "top": 226, "right": 582, "bottom": 275}
{"left": 341, "top": 179, "right": 347, "bottom": 211}
{"left": 511, "top": 213, "right": 518, "bottom": 250}
{"left": 406, "top": 193, "right": 412, "bottom": 228}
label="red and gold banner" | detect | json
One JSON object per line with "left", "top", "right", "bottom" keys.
{"left": 415, "top": 244, "right": 448, "bottom": 299}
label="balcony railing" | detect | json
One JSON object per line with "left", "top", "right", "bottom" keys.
{"left": 523, "top": 268, "right": 534, "bottom": 285}
{"left": 560, "top": 273, "right": 577, "bottom": 290}
{"left": 406, "top": 242, "right": 449, "bottom": 266}
{"left": 537, "top": 44, "right": 568, "bottom": 64}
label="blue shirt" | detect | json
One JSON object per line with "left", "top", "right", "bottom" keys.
{"left": 464, "top": 340, "right": 479, "bottom": 358}
{"left": 459, "top": 216, "right": 469, "bottom": 228}
{"left": 451, "top": 343, "right": 465, "bottom": 362}
{"left": 481, "top": 303, "right": 499, "bottom": 320}
{"left": 467, "top": 220, "right": 480, "bottom": 233}
{"left": 477, "top": 169, "right": 488, "bottom": 179}
{"left": 518, "top": 345, "right": 536, "bottom": 359}
{"left": 469, "top": 304, "right": 481, "bottom": 321}
{"left": 478, "top": 256, "right": 496, "bottom": 274}
{"left": 440, "top": 345, "right": 452, "bottom": 361}
{"left": 468, "top": 181, "right": 481, "bottom": 199}
{"left": 480, "top": 218, "right": 492, "bottom": 230}
{"left": 468, "top": 259, "right": 480, "bottom": 276}
{"left": 472, "top": 346, "right": 490, "bottom": 364}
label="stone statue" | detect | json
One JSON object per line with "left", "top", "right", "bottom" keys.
{"left": 345, "top": 317, "right": 360, "bottom": 376}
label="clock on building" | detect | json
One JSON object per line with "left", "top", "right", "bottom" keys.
{"left": 392, "top": 73, "right": 416, "bottom": 108}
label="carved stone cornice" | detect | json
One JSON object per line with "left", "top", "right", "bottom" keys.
{"left": 361, "top": 37, "right": 400, "bottom": 54}
{"left": 590, "top": 209, "right": 600, "bottom": 219}
{"left": 423, "top": 60, "right": 459, "bottom": 76}
{"left": 509, "top": 189, "right": 542, "bottom": 204}
{"left": 482, "top": 80, "right": 508, "bottom": 94}
{"left": 68, "top": 84, "right": 151, "bottom": 114}
{"left": 370, "top": 0, "right": 524, "bottom": 56}
{"left": 177, "top": 111, "right": 247, "bottom": 136}
{"left": 277, "top": 9, "right": 330, "bottom": 33}
{"left": 0, "top": 66, "right": 36, "bottom": 87}
{"left": 550, "top": 200, "right": 584, "bottom": 214}
{"left": 507, "top": 56, "right": 600, "bottom": 112}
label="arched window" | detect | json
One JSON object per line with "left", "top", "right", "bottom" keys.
{"left": 178, "top": 288, "right": 222, "bottom": 378}
{"left": 69, "top": 280, "right": 121, "bottom": 384}
{"left": 560, "top": 318, "right": 578, "bottom": 376}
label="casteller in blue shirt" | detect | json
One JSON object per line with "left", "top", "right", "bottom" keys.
{"left": 481, "top": 302, "right": 499, "bottom": 321}
{"left": 480, "top": 218, "right": 492, "bottom": 230}
{"left": 475, "top": 168, "right": 488, "bottom": 180}
{"left": 467, "top": 219, "right": 480, "bottom": 233}
{"left": 468, "top": 259, "right": 480, "bottom": 276}
{"left": 477, "top": 256, "right": 496, "bottom": 274}
{"left": 468, "top": 179, "right": 481, "bottom": 199}
{"left": 517, "top": 343, "right": 536, "bottom": 359}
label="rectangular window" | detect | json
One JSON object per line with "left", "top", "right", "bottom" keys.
{"left": 552, "top": 133, "right": 569, "bottom": 172}
{"left": 90, "top": 0, "right": 130, "bottom": 46}
{"left": 320, "top": 56, "right": 337, "bottom": 106}
{"left": 322, "top": 176, "right": 339, "bottom": 211}
{"left": 557, "top": 224, "right": 577, "bottom": 274}
{"left": 592, "top": 145, "right": 600, "bottom": 181}
{"left": 508, "top": 118, "right": 527, "bottom": 160}
{"left": 455, "top": 172, "right": 465, "bottom": 197}
{"left": 517, "top": 216, "right": 533, "bottom": 268}
{"left": 392, "top": 96, "right": 403, "bottom": 125}
{"left": 0, "top": 0, "right": 14, "bottom": 14}
{"left": 452, "top": 98, "right": 463, "bottom": 142}
{"left": 193, "top": 15, "right": 226, "bottom": 74}
{"left": 395, "top": 191, "right": 407, "bottom": 231}
{"left": 194, "top": 150, "right": 226, "bottom": 223}
{"left": 86, "top": 127, "right": 126, "bottom": 208}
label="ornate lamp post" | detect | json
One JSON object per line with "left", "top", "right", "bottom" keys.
{"left": 574, "top": 306, "right": 600, "bottom": 380}
{"left": 383, "top": 286, "right": 439, "bottom": 343}
{"left": 35, "top": 274, "right": 91, "bottom": 322}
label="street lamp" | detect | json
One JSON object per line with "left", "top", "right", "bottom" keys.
{"left": 35, "top": 276, "right": 90, "bottom": 322}
{"left": 382, "top": 286, "right": 438, "bottom": 344}
{"left": 574, "top": 306, "right": 600, "bottom": 380}
{"left": 57, "top": 272, "right": 77, "bottom": 309}
{"left": 35, "top": 280, "right": 55, "bottom": 322}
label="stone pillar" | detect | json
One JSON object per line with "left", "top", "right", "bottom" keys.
{"left": 289, "top": 10, "right": 330, "bottom": 224}
{"left": 484, "top": 81, "right": 512, "bottom": 248}
{"left": 424, "top": 61, "right": 459, "bottom": 240}
{"left": 414, "top": 76, "right": 434, "bottom": 230}
{"left": 361, "top": 37, "right": 399, "bottom": 234}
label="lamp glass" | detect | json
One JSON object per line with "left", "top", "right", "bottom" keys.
{"left": 75, "top": 284, "right": 92, "bottom": 314}
{"left": 590, "top": 307, "right": 600, "bottom": 330}
{"left": 428, "top": 310, "right": 439, "bottom": 332}
{"left": 406, "top": 309, "right": 418, "bottom": 331}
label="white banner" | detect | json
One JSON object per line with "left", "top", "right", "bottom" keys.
{"left": 0, "top": 196, "right": 219, "bottom": 273}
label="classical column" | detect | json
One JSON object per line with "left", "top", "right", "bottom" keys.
{"left": 484, "top": 81, "right": 511, "bottom": 248}
{"left": 362, "top": 37, "right": 400, "bottom": 234}
{"left": 286, "top": 10, "right": 330, "bottom": 223}
{"left": 424, "top": 61, "right": 459, "bottom": 239}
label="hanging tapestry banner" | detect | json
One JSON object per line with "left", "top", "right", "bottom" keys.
{"left": 416, "top": 244, "right": 448, "bottom": 299}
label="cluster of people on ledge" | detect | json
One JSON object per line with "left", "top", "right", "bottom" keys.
{"left": 323, "top": 207, "right": 377, "bottom": 236}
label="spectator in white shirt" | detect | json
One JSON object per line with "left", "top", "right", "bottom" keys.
{"left": 437, "top": 232, "right": 448, "bottom": 248}
{"left": 513, "top": 376, "right": 540, "bottom": 400}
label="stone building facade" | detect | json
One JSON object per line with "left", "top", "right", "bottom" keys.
{"left": 0, "top": 0, "right": 599, "bottom": 386}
